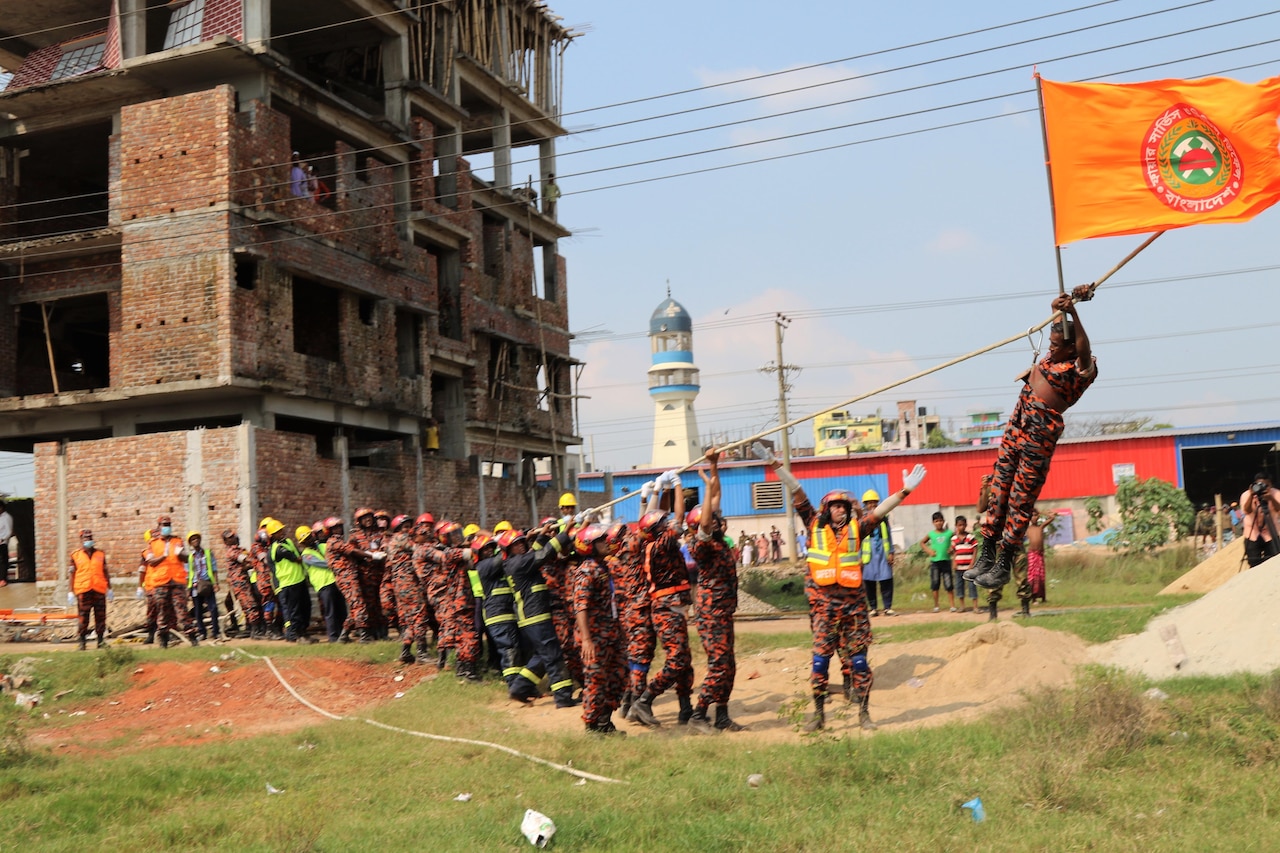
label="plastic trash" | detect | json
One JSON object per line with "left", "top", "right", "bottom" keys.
{"left": 266, "top": 783, "right": 284, "bottom": 795}
{"left": 454, "top": 793, "right": 472, "bottom": 802}
{"left": 747, "top": 774, "right": 764, "bottom": 788}
{"left": 906, "top": 677, "right": 925, "bottom": 688}
{"left": 14, "top": 692, "right": 40, "bottom": 710}
{"left": 961, "top": 797, "right": 985, "bottom": 822}
{"left": 1144, "top": 687, "right": 1169, "bottom": 701}
{"left": 520, "top": 809, "right": 556, "bottom": 848}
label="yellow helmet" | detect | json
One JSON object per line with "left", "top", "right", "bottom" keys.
{"left": 559, "top": 492, "right": 577, "bottom": 508}
{"left": 861, "top": 489, "right": 881, "bottom": 503}
{"left": 494, "top": 520, "right": 513, "bottom": 533}
{"left": 295, "top": 525, "right": 314, "bottom": 542}
{"left": 263, "top": 518, "right": 285, "bottom": 536}
{"left": 463, "top": 523, "right": 480, "bottom": 538}
{"left": 187, "top": 530, "right": 202, "bottom": 541}
{"left": 258, "top": 517, "right": 276, "bottom": 530}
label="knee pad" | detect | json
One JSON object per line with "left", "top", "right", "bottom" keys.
{"left": 851, "top": 654, "right": 870, "bottom": 674}
{"left": 629, "top": 661, "right": 650, "bottom": 674}
{"left": 811, "top": 654, "right": 831, "bottom": 676}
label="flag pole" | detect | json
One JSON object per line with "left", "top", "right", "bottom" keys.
{"left": 1034, "top": 72, "right": 1067, "bottom": 298}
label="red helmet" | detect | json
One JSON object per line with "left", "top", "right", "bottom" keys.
{"left": 540, "top": 516, "right": 558, "bottom": 528}
{"left": 639, "top": 510, "right": 670, "bottom": 537}
{"left": 437, "top": 520, "right": 462, "bottom": 542}
{"left": 606, "top": 522, "right": 628, "bottom": 546}
{"left": 324, "top": 516, "right": 343, "bottom": 530}
{"left": 819, "top": 490, "right": 856, "bottom": 515}
{"left": 354, "top": 507, "right": 374, "bottom": 521}
{"left": 391, "top": 514, "right": 412, "bottom": 532}
{"left": 573, "top": 523, "right": 610, "bottom": 557}
{"left": 416, "top": 512, "right": 435, "bottom": 527}
{"left": 311, "top": 520, "right": 328, "bottom": 538}
{"left": 496, "top": 529, "right": 528, "bottom": 553}
{"left": 470, "top": 531, "right": 496, "bottom": 555}
{"left": 685, "top": 504, "right": 704, "bottom": 529}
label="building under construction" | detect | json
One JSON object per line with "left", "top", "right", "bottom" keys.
{"left": 0, "top": 0, "right": 580, "bottom": 588}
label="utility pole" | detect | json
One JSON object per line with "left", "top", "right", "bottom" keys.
{"left": 760, "top": 313, "right": 801, "bottom": 562}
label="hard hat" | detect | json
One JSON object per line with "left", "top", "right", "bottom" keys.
{"left": 353, "top": 507, "right": 374, "bottom": 521}
{"left": 471, "top": 531, "right": 496, "bottom": 554}
{"left": 559, "top": 492, "right": 578, "bottom": 508}
{"left": 374, "top": 508, "right": 391, "bottom": 519}
{"left": 391, "top": 514, "right": 411, "bottom": 531}
{"left": 437, "top": 520, "right": 462, "bottom": 542}
{"left": 157, "top": 514, "right": 172, "bottom": 525}
{"left": 221, "top": 529, "right": 238, "bottom": 544}
{"left": 324, "top": 516, "right": 343, "bottom": 530}
{"left": 187, "top": 530, "right": 201, "bottom": 541}
{"left": 294, "top": 525, "right": 313, "bottom": 542}
{"left": 494, "top": 520, "right": 513, "bottom": 534}
{"left": 463, "top": 523, "right": 480, "bottom": 538}
{"left": 144, "top": 530, "right": 153, "bottom": 542}
{"left": 819, "top": 490, "right": 855, "bottom": 515}
{"left": 264, "top": 518, "right": 285, "bottom": 536}
{"left": 496, "top": 529, "right": 528, "bottom": 553}
{"left": 311, "top": 521, "right": 327, "bottom": 537}
{"left": 258, "top": 517, "right": 275, "bottom": 529}
{"left": 685, "top": 505, "right": 703, "bottom": 528}
{"left": 573, "top": 523, "right": 609, "bottom": 557}
{"left": 540, "top": 516, "right": 558, "bottom": 528}
{"left": 861, "top": 489, "right": 881, "bottom": 503}
{"left": 606, "top": 522, "right": 628, "bottom": 546}
{"left": 416, "top": 512, "right": 435, "bottom": 527}
{"left": 639, "top": 510, "right": 670, "bottom": 537}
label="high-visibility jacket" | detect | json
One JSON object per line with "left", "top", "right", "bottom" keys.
{"left": 301, "top": 546, "right": 336, "bottom": 591}
{"left": 186, "top": 548, "right": 217, "bottom": 589}
{"left": 807, "top": 521, "right": 862, "bottom": 588}
{"left": 146, "top": 536, "right": 188, "bottom": 589}
{"left": 270, "top": 540, "right": 307, "bottom": 588}
{"left": 71, "top": 548, "right": 108, "bottom": 594}
{"left": 860, "top": 521, "right": 892, "bottom": 564}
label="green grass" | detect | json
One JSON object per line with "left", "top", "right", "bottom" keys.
{"left": 1, "top": 648, "right": 1279, "bottom": 851}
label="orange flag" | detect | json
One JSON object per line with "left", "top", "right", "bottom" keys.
{"left": 1041, "top": 76, "right": 1280, "bottom": 245}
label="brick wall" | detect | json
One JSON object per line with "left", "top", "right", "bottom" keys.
{"left": 202, "top": 0, "right": 245, "bottom": 42}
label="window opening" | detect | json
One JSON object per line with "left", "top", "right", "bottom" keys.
{"left": 51, "top": 41, "right": 106, "bottom": 81}
{"left": 292, "top": 276, "right": 341, "bottom": 361}
{"left": 164, "top": 0, "right": 206, "bottom": 49}
{"left": 396, "top": 310, "right": 423, "bottom": 377}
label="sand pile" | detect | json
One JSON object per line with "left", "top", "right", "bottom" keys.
{"left": 1094, "top": 557, "right": 1280, "bottom": 679}
{"left": 1159, "top": 538, "right": 1246, "bottom": 595}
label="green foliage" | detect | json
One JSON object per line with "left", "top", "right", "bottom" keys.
{"left": 1113, "top": 476, "right": 1195, "bottom": 551}
{"left": 1083, "top": 496, "right": 1106, "bottom": 533}
{"left": 924, "top": 428, "right": 956, "bottom": 449}
{"left": 739, "top": 570, "right": 807, "bottom": 611}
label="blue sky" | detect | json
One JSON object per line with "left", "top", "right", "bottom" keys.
{"left": 548, "top": 0, "right": 1280, "bottom": 471}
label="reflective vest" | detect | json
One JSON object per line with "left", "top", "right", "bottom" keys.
{"left": 147, "top": 536, "right": 188, "bottom": 589}
{"left": 302, "top": 546, "right": 336, "bottom": 591}
{"left": 807, "top": 521, "right": 862, "bottom": 588}
{"left": 270, "top": 541, "right": 307, "bottom": 588}
{"left": 860, "top": 521, "right": 891, "bottom": 564}
{"left": 71, "top": 548, "right": 108, "bottom": 594}
{"left": 186, "top": 548, "right": 217, "bottom": 588}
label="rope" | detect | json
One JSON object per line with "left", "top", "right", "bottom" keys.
{"left": 586, "top": 232, "right": 1161, "bottom": 516}
{"left": 240, "top": 649, "right": 627, "bottom": 785}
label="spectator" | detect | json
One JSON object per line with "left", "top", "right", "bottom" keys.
{"left": 769, "top": 526, "right": 783, "bottom": 562}
{"left": 1240, "top": 472, "right": 1280, "bottom": 567}
{"left": 69, "top": 528, "right": 110, "bottom": 650}
{"left": 289, "top": 152, "right": 309, "bottom": 198}
{"left": 859, "top": 490, "right": 895, "bottom": 617}
{"left": 186, "top": 531, "right": 220, "bottom": 641}
{"left": 951, "top": 515, "right": 978, "bottom": 612}
{"left": 921, "top": 511, "right": 956, "bottom": 613}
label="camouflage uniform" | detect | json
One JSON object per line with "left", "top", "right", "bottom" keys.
{"left": 612, "top": 531, "right": 655, "bottom": 696}
{"left": 421, "top": 544, "right": 480, "bottom": 672}
{"left": 388, "top": 531, "right": 429, "bottom": 650}
{"left": 692, "top": 534, "right": 738, "bottom": 711}
{"left": 349, "top": 528, "right": 388, "bottom": 639}
{"left": 327, "top": 533, "right": 367, "bottom": 638}
{"left": 572, "top": 555, "right": 626, "bottom": 730}
{"left": 544, "top": 554, "right": 584, "bottom": 686}
{"left": 643, "top": 528, "right": 694, "bottom": 703}
{"left": 249, "top": 541, "right": 282, "bottom": 635}
{"left": 224, "top": 544, "right": 264, "bottom": 636}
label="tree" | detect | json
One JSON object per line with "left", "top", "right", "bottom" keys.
{"left": 1083, "top": 496, "right": 1107, "bottom": 534}
{"left": 1113, "top": 476, "right": 1194, "bottom": 552}
{"left": 924, "top": 429, "right": 956, "bottom": 449}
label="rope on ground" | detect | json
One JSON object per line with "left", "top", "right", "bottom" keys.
{"left": 587, "top": 232, "right": 1162, "bottom": 516}
{"left": 241, "top": 650, "right": 627, "bottom": 785}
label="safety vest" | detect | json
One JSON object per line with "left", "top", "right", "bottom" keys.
{"left": 302, "top": 546, "right": 336, "bottom": 591}
{"left": 71, "top": 548, "right": 108, "bottom": 594}
{"left": 186, "top": 548, "right": 217, "bottom": 588}
{"left": 807, "top": 521, "right": 862, "bottom": 588}
{"left": 467, "top": 567, "right": 484, "bottom": 599}
{"left": 147, "top": 536, "right": 188, "bottom": 589}
{"left": 860, "top": 521, "right": 891, "bottom": 565}
{"left": 270, "top": 541, "right": 307, "bottom": 588}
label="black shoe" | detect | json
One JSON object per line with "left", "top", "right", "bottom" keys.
{"left": 159, "top": 632, "right": 170, "bottom": 649}
{"left": 77, "top": 637, "right": 87, "bottom": 651}
{"left": 399, "top": 645, "right": 415, "bottom": 664}
{"left": 144, "top": 631, "right": 155, "bottom": 645}
{"left": 842, "top": 673, "right": 853, "bottom": 703}
{"left": 96, "top": 637, "right": 105, "bottom": 649}
{"left": 554, "top": 689, "right": 580, "bottom": 708}
{"left": 626, "top": 691, "right": 659, "bottom": 726}
{"left": 715, "top": 704, "right": 745, "bottom": 732}
{"left": 988, "top": 601, "right": 998, "bottom": 622}
{"left": 975, "top": 544, "right": 1016, "bottom": 589}
{"left": 677, "top": 695, "right": 694, "bottom": 725}
{"left": 687, "top": 708, "right": 714, "bottom": 733}
{"left": 296, "top": 635, "right": 315, "bottom": 645}
{"left": 804, "top": 695, "right": 826, "bottom": 733}
{"left": 964, "top": 534, "right": 998, "bottom": 582}
{"left": 620, "top": 690, "right": 633, "bottom": 719}
{"left": 858, "top": 696, "right": 878, "bottom": 731}
{"left": 1014, "top": 599, "right": 1032, "bottom": 618}
{"left": 189, "top": 635, "right": 200, "bottom": 648}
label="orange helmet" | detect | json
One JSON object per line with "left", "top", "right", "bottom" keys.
{"left": 470, "top": 531, "right": 496, "bottom": 555}
{"left": 639, "top": 510, "right": 669, "bottom": 537}
{"left": 391, "top": 514, "right": 412, "bottom": 532}
{"left": 496, "top": 529, "right": 528, "bottom": 553}
{"left": 437, "top": 520, "right": 462, "bottom": 543}
{"left": 573, "top": 523, "right": 610, "bottom": 557}
{"left": 311, "top": 520, "right": 328, "bottom": 538}
{"left": 416, "top": 512, "right": 435, "bottom": 527}
{"left": 606, "top": 522, "right": 628, "bottom": 546}
{"left": 354, "top": 507, "right": 374, "bottom": 521}
{"left": 324, "top": 516, "right": 343, "bottom": 530}
{"left": 685, "top": 505, "right": 704, "bottom": 529}
{"left": 819, "top": 490, "right": 856, "bottom": 515}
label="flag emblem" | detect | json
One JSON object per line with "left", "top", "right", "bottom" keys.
{"left": 1142, "top": 104, "right": 1243, "bottom": 214}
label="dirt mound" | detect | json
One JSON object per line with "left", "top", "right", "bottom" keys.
{"left": 1159, "top": 538, "right": 1247, "bottom": 595}
{"left": 28, "top": 654, "right": 431, "bottom": 755}
{"left": 489, "top": 620, "right": 1090, "bottom": 741}
{"left": 1094, "top": 555, "right": 1280, "bottom": 678}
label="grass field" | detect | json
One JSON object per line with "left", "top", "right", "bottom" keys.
{"left": 2, "top": 543, "right": 1277, "bottom": 851}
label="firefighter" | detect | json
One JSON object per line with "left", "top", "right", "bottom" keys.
{"left": 500, "top": 525, "right": 578, "bottom": 708}
{"left": 572, "top": 523, "right": 627, "bottom": 735}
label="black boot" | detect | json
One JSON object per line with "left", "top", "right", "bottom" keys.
{"left": 620, "top": 689, "right": 633, "bottom": 720}
{"left": 188, "top": 633, "right": 200, "bottom": 648}
{"left": 858, "top": 695, "right": 878, "bottom": 731}
{"left": 159, "top": 631, "right": 170, "bottom": 649}
{"left": 715, "top": 704, "right": 745, "bottom": 732}
{"left": 677, "top": 694, "right": 694, "bottom": 725}
{"left": 337, "top": 628, "right": 351, "bottom": 644}
{"left": 96, "top": 635, "right": 105, "bottom": 649}
{"left": 627, "top": 690, "right": 660, "bottom": 726}
{"left": 987, "top": 600, "right": 998, "bottom": 622}
{"left": 688, "top": 705, "right": 714, "bottom": 733}
{"left": 416, "top": 639, "right": 432, "bottom": 665}
{"left": 842, "top": 672, "right": 853, "bottom": 703}
{"left": 553, "top": 687, "right": 579, "bottom": 708}
{"left": 437, "top": 648, "right": 449, "bottom": 670}
{"left": 1015, "top": 599, "right": 1031, "bottom": 618}
{"left": 964, "top": 534, "right": 999, "bottom": 582}
{"left": 399, "top": 644, "right": 415, "bottom": 664}
{"left": 77, "top": 635, "right": 86, "bottom": 651}
{"left": 975, "top": 543, "right": 1015, "bottom": 589}
{"left": 804, "top": 694, "right": 826, "bottom": 732}
{"left": 144, "top": 628, "right": 155, "bottom": 645}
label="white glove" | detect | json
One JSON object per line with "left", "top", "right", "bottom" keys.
{"left": 135, "top": 587, "right": 145, "bottom": 599}
{"left": 573, "top": 512, "right": 586, "bottom": 525}
{"left": 107, "top": 589, "right": 114, "bottom": 602}
{"left": 903, "top": 464, "right": 927, "bottom": 493}
{"left": 640, "top": 480, "right": 656, "bottom": 502}
{"left": 750, "top": 442, "right": 776, "bottom": 465}
{"left": 237, "top": 553, "right": 248, "bottom": 563}
{"left": 371, "top": 551, "right": 387, "bottom": 561}
{"left": 664, "top": 470, "right": 682, "bottom": 488}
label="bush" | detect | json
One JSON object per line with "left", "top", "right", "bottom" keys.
{"left": 1114, "top": 476, "right": 1194, "bottom": 552}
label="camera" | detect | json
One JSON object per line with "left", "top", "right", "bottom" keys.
{"left": 1252, "top": 480, "right": 1269, "bottom": 497}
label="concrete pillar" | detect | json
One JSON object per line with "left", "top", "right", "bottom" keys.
{"left": 494, "top": 108, "right": 511, "bottom": 193}
{"left": 242, "top": 0, "right": 271, "bottom": 49}
{"left": 237, "top": 422, "right": 256, "bottom": 540}
{"left": 336, "top": 431, "right": 351, "bottom": 523}
{"left": 56, "top": 441, "right": 68, "bottom": 598}
{"left": 185, "top": 428, "right": 206, "bottom": 537}
{"left": 118, "top": 0, "right": 146, "bottom": 61}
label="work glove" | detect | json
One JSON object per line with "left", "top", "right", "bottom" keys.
{"left": 639, "top": 480, "right": 656, "bottom": 502}
{"left": 135, "top": 587, "right": 145, "bottom": 599}
{"left": 107, "top": 589, "right": 114, "bottom": 602}
{"left": 750, "top": 442, "right": 776, "bottom": 465}
{"left": 903, "top": 464, "right": 927, "bottom": 493}
{"left": 665, "top": 470, "right": 682, "bottom": 489}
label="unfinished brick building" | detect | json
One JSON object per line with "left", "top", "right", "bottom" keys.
{"left": 0, "top": 1, "right": 580, "bottom": 590}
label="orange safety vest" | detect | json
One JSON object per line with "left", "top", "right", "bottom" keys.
{"left": 807, "top": 521, "right": 862, "bottom": 588}
{"left": 71, "top": 548, "right": 108, "bottom": 595}
{"left": 146, "top": 536, "right": 188, "bottom": 590}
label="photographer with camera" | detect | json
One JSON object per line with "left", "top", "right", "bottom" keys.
{"left": 1239, "top": 471, "right": 1280, "bottom": 567}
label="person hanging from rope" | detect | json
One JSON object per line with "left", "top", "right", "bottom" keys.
{"left": 967, "top": 286, "right": 1096, "bottom": 590}
{"left": 755, "top": 442, "right": 926, "bottom": 732}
